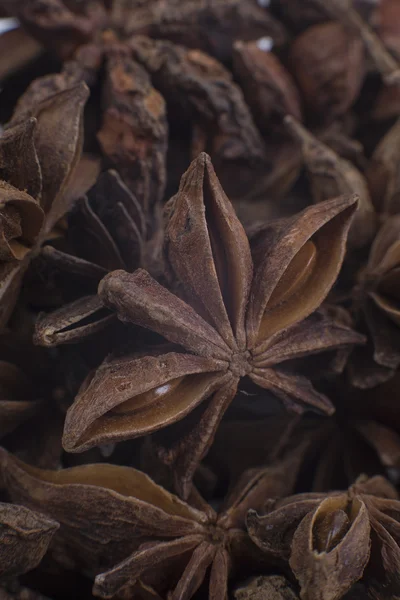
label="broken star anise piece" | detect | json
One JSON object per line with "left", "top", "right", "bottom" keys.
{"left": 0, "top": 448, "right": 297, "bottom": 600}
{"left": 247, "top": 476, "right": 400, "bottom": 600}
{"left": 63, "top": 153, "right": 363, "bottom": 498}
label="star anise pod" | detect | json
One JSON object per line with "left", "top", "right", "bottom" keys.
{"left": 0, "top": 447, "right": 298, "bottom": 600}
{"left": 0, "top": 81, "right": 90, "bottom": 329}
{"left": 288, "top": 20, "right": 365, "bottom": 125}
{"left": 61, "top": 153, "right": 363, "bottom": 498}
{"left": 342, "top": 216, "right": 400, "bottom": 388}
{"left": 0, "top": 501, "right": 58, "bottom": 581}
{"left": 247, "top": 475, "right": 400, "bottom": 600}
{"left": 1, "top": 0, "right": 286, "bottom": 63}
{"left": 312, "top": 0, "right": 400, "bottom": 85}
{"left": 0, "top": 0, "right": 281, "bottom": 207}
{"left": 33, "top": 168, "right": 160, "bottom": 346}
{"left": 234, "top": 575, "right": 300, "bottom": 600}
{"left": 284, "top": 116, "right": 377, "bottom": 250}
{"left": 366, "top": 117, "right": 400, "bottom": 218}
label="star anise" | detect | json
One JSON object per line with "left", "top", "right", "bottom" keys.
{"left": 247, "top": 475, "right": 400, "bottom": 600}
{"left": 0, "top": 501, "right": 58, "bottom": 583}
{"left": 33, "top": 168, "right": 161, "bottom": 346}
{"left": 61, "top": 152, "right": 363, "bottom": 498}
{"left": 284, "top": 116, "right": 377, "bottom": 250}
{"left": 0, "top": 0, "right": 284, "bottom": 207}
{"left": 339, "top": 216, "right": 400, "bottom": 388}
{"left": 0, "top": 81, "right": 90, "bottom": 329}
{"left": 0, "top": 447, "right": 298, "bottom": 600}
{"left": 234, "top": 575, "right": 300, "bottom": 600}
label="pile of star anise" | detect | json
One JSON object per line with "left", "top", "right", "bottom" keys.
{"left": 2, "top": 0, "right": 400, "bottom": 598}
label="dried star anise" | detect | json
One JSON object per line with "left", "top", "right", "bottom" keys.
{"left": 33, "top": 168, "right": 162, "bottom": 346}
{"left": 0, "top": 81, "right": 89, "bottom": 329}
{"left": 0, "top": 0, "right": 282, "bottom": 206}
{"left": 61, "top": 153, "right": 363, "bottom": 498}
{"left": 247, "top": 475, "right": 400, "bottom": 600}
{"left": 284, "top": 116, "right": 377, "bottom": 250}
{"left": 0, "top": 448, "right": 298, "bottom": 600}
{"left": 0, "top": 501, "right": 58, "bottom": 581}
{"left": 288, "top": 20, "right": 365, "bottom": 125}
{"left": 341, "top": 215, "right": 400, "bottom": 388}
{"left": 234, "top": 575, "right": 300, "bottom": 600}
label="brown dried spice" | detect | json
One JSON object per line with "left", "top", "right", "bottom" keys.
{"left": 234, "top": 575, "right": 300, "bottom": 600}
{"left": 62, "top": 153, "right": 363, "bottom": 498}
{"left": 312, "top": 0, "right": 400, "bottom": 85}
{"left": 0, "top": 448, "right": 298, "bottom": 600}
{"left": 129, "top": 36, "right": 266, "bottom": 200}
{"left": 233, "top": 39, "right": 302, "bottom": 133}
{"left": 1, "top": 0, "right": 276, "bottom": 205}
{"left": 346, "top": 215, "right": 400, "bottom": 387}
{"left": 0, "top": 83, "right": 89, "bottom": 329}
{"left": 0, "top": 501, "right": 58, "bottom": 579}
{"left": 288, "top": 21, "right": 365, "bottom": 125}
{"left": 284, "top": 116, "right": 377, "bottom": 249}
{"left": 247, "top": 476, "right": 400, "bottom": 600}
{"left": 34, "top": 169, "right": 161, "bottom": 347}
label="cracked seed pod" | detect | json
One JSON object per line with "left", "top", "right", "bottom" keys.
{"left": 247, "top": 476, "right": 400, "bottom": 600}
{"left": 0, "top": 448, "right": 298, "bottom": 600}
{"left": 289, "top": 21, "right": 365, "bottom": 124}
{"left": 0, "top": 82, "right": 90, "bottom": 329}
{"left": 63, "top": 153, "right": 363, "bottom": 498}
{"left": 284, "top": 116, "right": 377, "bottom": 249}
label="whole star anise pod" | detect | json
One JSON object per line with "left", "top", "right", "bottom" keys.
{"left": 62, "top": 153, "right": 363, "bottom": 498}
{"left": 0, "top": 81, "right": 89, "bottom": 329}
{"left": 247, "top": 475, "right": 400, "bottom": 600}
{"left": 0, "top": 447, "right": 298, "bottom": 600}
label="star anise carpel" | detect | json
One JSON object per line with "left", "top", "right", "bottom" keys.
{"left": 61, "top": 152, "right": 363, "bottom": 499}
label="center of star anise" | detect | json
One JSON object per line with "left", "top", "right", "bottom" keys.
{"left": 207, "top": 524, "right": 227, "bottom": 546}
{"left": 229, "top": 351, "right": 252, "bottom": 378}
